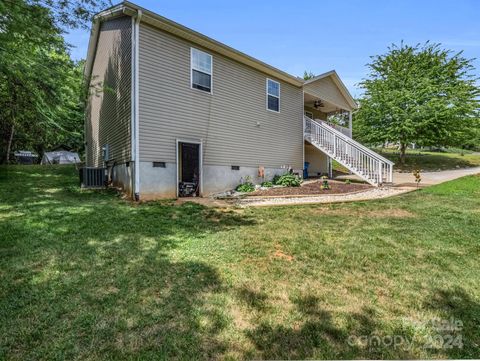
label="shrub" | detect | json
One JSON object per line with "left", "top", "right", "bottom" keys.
{"left": 272, "top": 174, "right": 281, "bottom": 184}
{"left": 236, "top": 183, "right": 255, "bottom": 192}
{"left": 275, "top": 173, "right": 302, "bottom": 187}
{"left": 236, "top": 175, "right": 255, "bottom": 193}
{"left": 261, "top": 181, "right": 273, "bottom": 187}
{"left": 345, "top": 179, "right": 351, "bottom": 185}
{"left": 321, "top": 175, "right": 330, "bottom": 190}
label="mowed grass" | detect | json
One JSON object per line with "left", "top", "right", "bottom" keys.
{"left": 1, "top": 165, "right": 479, "bottom": 360}
{"left": 333, "top": 149, "right": 480, "bottom": 175}
{"left": 378, "top": 149, "right": 480, "bottom": 172}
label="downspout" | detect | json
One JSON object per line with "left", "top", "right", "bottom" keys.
{"left": 131, "top": 9, "right": 142, "bottom": 201}
{"left": 302, "top": 90, "right": 305, "bottom": 177}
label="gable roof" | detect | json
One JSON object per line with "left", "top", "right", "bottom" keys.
{"left": 85, "top": 1, "right": 357, "bottom": 108}
{"left": 304, "top": 70, "right": 358, "bottom": 109}
{"left": 85, "top": 1, "right": 304, "bottom": 86}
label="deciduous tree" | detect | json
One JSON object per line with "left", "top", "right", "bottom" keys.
{"left": 0, "top": 0, "right": 107, "bottom": 163}
{"left": 354, "top": 42, "right": 480, "bottom": 163}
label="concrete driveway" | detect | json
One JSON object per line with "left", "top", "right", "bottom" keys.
{"left": 393, "top": 167, "right": 480, "bottom": 186}
{"left": 335, "top": 167, "right": 480, "bottom": 186}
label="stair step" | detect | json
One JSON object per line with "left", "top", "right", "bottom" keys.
{"left": 306, "top": 120, "right": 393, "bottom": 186}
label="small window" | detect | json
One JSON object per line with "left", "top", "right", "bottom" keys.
{"left": 191, "top": 48, "right": 212, "bottom": 93}
{"left": 267, "top": 79, "right": 280, "bottom": 112}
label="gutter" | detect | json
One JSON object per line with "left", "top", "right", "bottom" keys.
{"left": 85, "top": 2, "right": 304, "bottom": 87}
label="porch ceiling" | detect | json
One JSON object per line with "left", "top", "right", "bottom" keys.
{"left": 304, "top": 92, "right": 346, "bottom": 113}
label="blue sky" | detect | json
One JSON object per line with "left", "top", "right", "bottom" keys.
{"left": 65, "top": 0, "right": 480, "bottom": 97}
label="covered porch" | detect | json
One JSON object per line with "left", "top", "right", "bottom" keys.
{"left": 302, "top": 70, "right": 358, "bottom": 178}
{"left": 303, "top": 70, "right": 356, "bottom": 138}
{"left": 304, "top": 92, "right": 352, "bottom": 138}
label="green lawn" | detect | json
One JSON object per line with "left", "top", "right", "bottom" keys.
{"left": 377, "top": 149, "right": 480, "bottom": 173}
{"left": 1, "top": 165, "right": 479, "bottom": 360}
{"left": 333, "top": 149, "right": 480, "bottom": 175}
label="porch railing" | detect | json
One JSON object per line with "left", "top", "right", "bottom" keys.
{"left": 304, "top": 116, "right": 394, "bottom": 185}
{"left": 322, "top": 120, "right": 352, "bottom": 138}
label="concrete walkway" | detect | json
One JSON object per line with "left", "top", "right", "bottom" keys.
{"left": 335, "top": 167, "right": 480, "bottom": 186}
{"left": 175, "top": 167, "right": 480, "bottom": 208}
{"left": 236, "top": 186, "right": 415, "bottom": 207}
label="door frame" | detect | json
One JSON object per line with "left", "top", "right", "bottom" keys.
{"left": 176, "top": 138, "right": 203, "bottom": 198}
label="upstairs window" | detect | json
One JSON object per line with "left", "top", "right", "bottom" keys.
{"left": 191, "top": 48, "right": 212, "bottom": 93}
{"left": 267, "top": 79, "right": 280, "bottom": 112}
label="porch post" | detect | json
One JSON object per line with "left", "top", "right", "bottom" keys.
{"left": 348, "top": 111, "right": 353, "bottom": 138}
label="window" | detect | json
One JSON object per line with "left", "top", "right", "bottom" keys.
{"left": 267, "top": 79, "right": 280, "bottom": 112}
{"left": 191, "top": 48, "right": 212, "bottom": 93}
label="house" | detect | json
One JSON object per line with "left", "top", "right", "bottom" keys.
{"left": 84, "top": 1, "right": 393, "bottom": 200}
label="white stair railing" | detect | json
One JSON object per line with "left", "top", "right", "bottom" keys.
{"left": 324, "top": 121, "right": 352, "bottom": 138}
{"left": 304, "top": 116, "right": 394, "bottom": 186}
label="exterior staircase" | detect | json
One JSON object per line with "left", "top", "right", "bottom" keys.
{"left": 304, "top": 116, "right": 394, "bottom": 186}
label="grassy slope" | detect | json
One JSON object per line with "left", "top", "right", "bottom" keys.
{"left": 378, "top": 149, "right": 480, "bottom": 172}
{"left": 333, "top": 149, "right": 480, "bottom": 175}
{"left": 1, "top": 165, "right": 479, "bottom": 360}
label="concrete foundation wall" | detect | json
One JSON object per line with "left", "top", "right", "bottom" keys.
{"left": 110, "top": 162, "right": 133, "bottom": 196}
{"left": 202, "top": 165, "right": 286, "bottom": 196}
{"left": 305, "top": 143, "right": 329, "bottom": 177}
{"left": 139, "top": 161, "right": 177, "bottom": 199}
{"left": 138, "top": 161, "right": 290, "bottom": 199}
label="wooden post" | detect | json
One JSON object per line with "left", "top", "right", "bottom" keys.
{"left": 348, "top": 111, "right": 352, "bottom": 138}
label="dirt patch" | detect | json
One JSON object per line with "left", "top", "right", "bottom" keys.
{"left": 272, "top": 249, "right": 294, "bottom": 261}
{"left": 249, "top": 180, "right": 371, "bottom": 197}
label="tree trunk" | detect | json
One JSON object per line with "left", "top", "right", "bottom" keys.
{"left": 399, "top": 142, "right": 407, "bottom": 165}
{"left": 5, "top": 84, "right": 17, "bottom": 165}
{"left": 5, "top": 124, "right": 14, "bottom": 164}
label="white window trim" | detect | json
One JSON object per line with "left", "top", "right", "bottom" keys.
{"left": 266, "top": 78, "right": 280, "bottom": 113}
{"left": 190, "top": 47, "right": 213, "bottom": 94}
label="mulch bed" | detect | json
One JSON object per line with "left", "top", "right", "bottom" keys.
{"left": 248, "top": 179, "right": 371, "bottom": 197}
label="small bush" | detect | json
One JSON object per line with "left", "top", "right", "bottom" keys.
{"left": 261, "top": 181, "right": 273, "bottom": 187}
{"left": 275, "top": 173, "right": 302, "bottom": 187}
{"left": 321, "top": 175, "right": 330, "bottom": 190}
{"left": 236, "top": 183, "right": 255, "bottom": 192}
{"left": 344, "top": 179, "right": 351, "bottom": 185}
{"left": 236, "top": 175, "right": 255, "bottom": 193}
{"left": 272, "top": 174, "right": 281, "bottom": 184}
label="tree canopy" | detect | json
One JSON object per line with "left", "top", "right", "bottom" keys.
{"left": 303, "top": 71, "right": 316, "bottom": 80}
{"left": 354, "top": 42, "right": 480, "bottom": 163}
{"left": 0, "top": 0, "right": 107, "bottom": 163}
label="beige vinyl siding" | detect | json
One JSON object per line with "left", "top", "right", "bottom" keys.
{"left": 138, "top": 23, "right": 303, "bottom": 169}
{"left": 303, "top": 76, "right": 352, "bottom": 111}
{"left": 85, "top": 16, "right": 132, "bottom": 167}
{"left": 304, "top": 106, "right": 327, "bottom": 120}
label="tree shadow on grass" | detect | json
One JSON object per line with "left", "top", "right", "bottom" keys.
{"left": 243, "top": 293, "right": 418, "bottom": 359}
{"left": 424, "top": 287, "right": 480, "bottom": 359}
{"left": 0, "top": 166, "right": 257, "bottom": 359}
